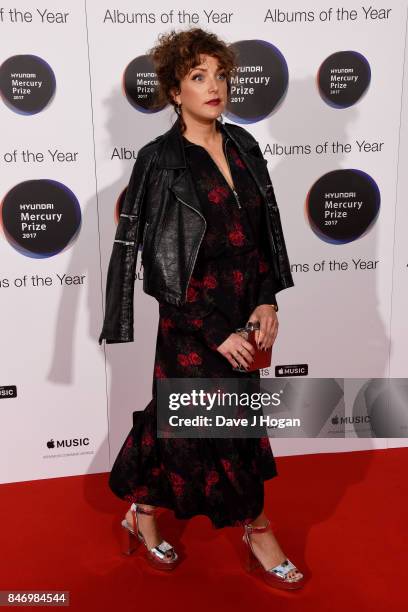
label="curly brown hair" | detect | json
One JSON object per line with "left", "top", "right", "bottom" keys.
{"left": 148, "top": 27, "right": 237, "bottom": 131}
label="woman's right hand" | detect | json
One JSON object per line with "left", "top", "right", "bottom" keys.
{"left": 217, "top": 332, "right": 255, "bottom": 370}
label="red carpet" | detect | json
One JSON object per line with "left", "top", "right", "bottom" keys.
{"left": 0, "top": 447, "right": 403, "bottom": 610}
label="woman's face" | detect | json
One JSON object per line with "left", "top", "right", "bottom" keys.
{"left": 172, "top": 53, "right": 228, "bottom": 123}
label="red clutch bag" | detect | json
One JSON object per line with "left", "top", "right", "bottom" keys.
{"left": 233, "top": 321, "right": 272, "bottom": 372}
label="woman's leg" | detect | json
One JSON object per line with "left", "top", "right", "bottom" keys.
{"left": 125, "top": 503, "right": 175, "bottom": 559}
{"left": 246, "top": 509, "right": 302, "bottom": 580}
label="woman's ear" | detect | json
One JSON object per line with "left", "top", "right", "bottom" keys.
{"left": 170, "top": 86, "right": 181, "bottom": 106}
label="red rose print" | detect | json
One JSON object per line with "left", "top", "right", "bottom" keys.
{"left": 154, "top": 363, "right": 166, "bottom": 378}
{"left": 203, "top": 274, "right": 217, "bottom": 289}
{"left": 187, "top": 286, "right": 198, "bottom": 302}
{"left": 206, "top": 470, "right": 219, "bottom": 485}
{"left": 177, "top": 352, "right": 202, "bottom": 366}
{"left": 122, "top": 435, "right": 133, "bottom": 459}
{"left": 232, "top": 150, "right": 246, "bottom": 169}
{"left": 228, "top": 222, "right": 245, "bottom": 246}
{"left": 141, "top": 432, "right": 154, "bottom": 447}
{"left": 133, "top": 485, "right": 149, "bottom": 498}
{"left": 233, "top": 270, "right": 243, "bottom": 285}
{"left": 208, "top": 186, "right": 229, "bottom": 204}
{"left": 233, "top": 270, "right": 244, "bottom": 295}
{"left": 191, "top": 318, "right": 203, "bottom": 328}
{"left": 177, "top": 354, "right": 190, "bottom": 367}
{"left": 205, "top": 470, "right": 219, "bottom": 496}
{"left": 125, "top": 435, "right": 133, "bottom": 449}
{"left": 151, "top": 467, "right": 161, "bottom": 476}
{"left": 258, "top": 258, "right": 268, "bottom": 273}
{"left": 189, "top": 352, "right": 202, "bottom": 366}
{"left": 260, "top": 437, "right": 270, "bottom": 450}
{"left": 160, "top": 317, "right": 175, "bottom": 332}
{"left": 169, "top": 471, "right": 186, "bottom": 496}
{"left": 221, "top": 458, "right": 237, "bottom": 483}
{"left": 170, "top": 472, "right": 185, "bottom": 485}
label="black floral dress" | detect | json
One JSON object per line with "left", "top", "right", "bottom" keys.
{"left": 108, "top": 129, "right": 280, "bottom": 529}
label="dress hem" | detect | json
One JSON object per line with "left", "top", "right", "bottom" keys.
{"left": 111, "top": 469, "right": 278, "bottom": 530}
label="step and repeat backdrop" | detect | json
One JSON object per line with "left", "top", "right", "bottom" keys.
{"left": 1, "top": 0, "right": 408, "bottom": 484}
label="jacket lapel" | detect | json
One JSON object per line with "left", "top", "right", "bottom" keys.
{"left": 237, "top": 151, "right": 270, "bottom": 200}
{"left": 170, "top": 168, "right": 206, "bottom": 220}
{"left": 157, "top": 117, "right": 204, "bottom": 217}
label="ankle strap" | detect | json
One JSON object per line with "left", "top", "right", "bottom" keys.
{"left": 130, "top": 502, "right": 155, "bottom": 516}
{"left": 245, "top": 518, "right": 270, "bottom": 534}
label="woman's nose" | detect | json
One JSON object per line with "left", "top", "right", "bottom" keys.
{"left": 208, "top": 77, "right": 219, "bottom": 93}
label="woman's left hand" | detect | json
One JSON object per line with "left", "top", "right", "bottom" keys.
{"left": 247, "top": 305, "right": 278, "bottom": 350}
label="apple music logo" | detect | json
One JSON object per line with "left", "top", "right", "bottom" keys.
{"left": 45, "top": 437, "right": 90, "bottom": 450}
{"left": 0, "top": 385, "right": 17, "bottom": 398}
{"left": 275, "top": 364, "right": 308, "bottom": 377}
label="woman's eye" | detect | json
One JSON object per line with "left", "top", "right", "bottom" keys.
{"left": 191, "top": 73, "right": 226, "bottom": 81}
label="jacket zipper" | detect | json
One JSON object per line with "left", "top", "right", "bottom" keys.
{"left": 174, "top": 194, "right": 207, "bottom": 302}
{"left": 224, "top": 137, "right": 242, "bottom": 209}
{"left": 141, "top": 221, "right": 149, "bottom": 258}
{"left": 264, "top": 191, "right": 279, "bottom": 256}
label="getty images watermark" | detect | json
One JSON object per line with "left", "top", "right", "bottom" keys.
{"left": 156, "top": 377, "right": 290, "bottom": 438}
{"left": 166, "top": 386, "right": 297, "bottom": 430}
{"left": 153, "top": 378, "right": 408, "bottom": 439}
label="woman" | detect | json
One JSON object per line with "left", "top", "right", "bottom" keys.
{"left": 99, "top": 27, "right": 305, "bottom": 590}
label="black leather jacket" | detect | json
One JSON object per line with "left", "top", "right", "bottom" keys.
{"left": 98, "top": 117, "right": 294, "bottom": 345}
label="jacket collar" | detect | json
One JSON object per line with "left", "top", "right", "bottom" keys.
{"left": 159, "top": 115, "right": 269, "bottom": 219}
{"left": 156, "top": 115, "right": 258, "bottom": 169}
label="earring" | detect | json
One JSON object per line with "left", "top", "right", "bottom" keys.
{"left": 175, "top": 103, "right": 182, "bottom": 116}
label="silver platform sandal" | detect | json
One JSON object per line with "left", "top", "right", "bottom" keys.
{"left": 242, "top": 519, "right": 306, "bottom": 590}
{"left": 120, "top": 502, "right": 180, "bottom": 571}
